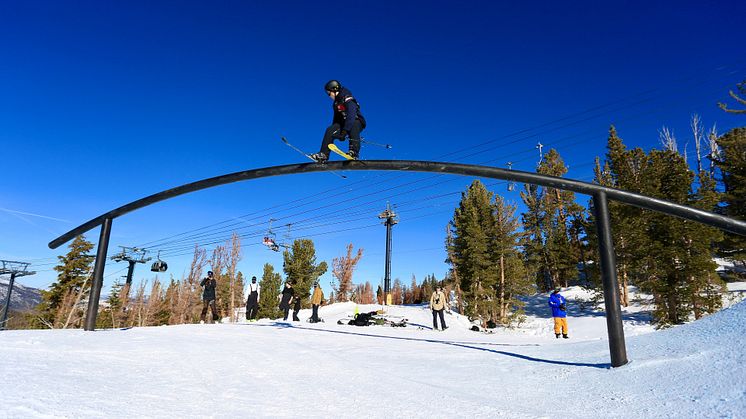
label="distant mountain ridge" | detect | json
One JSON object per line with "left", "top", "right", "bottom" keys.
{"left": 0, "top": 278, "right": 42, "bottom": 311}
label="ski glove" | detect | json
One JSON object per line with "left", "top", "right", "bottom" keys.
{"left": 333, "top": 129, "right": 348, "bottom": 140}
{"left": 559, "top": 303, "right": 566, "bottom": 311}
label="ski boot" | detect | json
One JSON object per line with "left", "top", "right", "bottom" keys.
{"left": 555, "top": 333, "right": 560, "bottom": 339}
{"left": 563, "top": 334, "right": 569, "bottom": 339}
{"left": 310, "top": 153, "right": 329, "bottom": 163}
{"left": 347, "top": 150, "right": 358, "bottom": 160}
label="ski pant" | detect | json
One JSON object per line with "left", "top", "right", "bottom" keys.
{"left": 201, "top": 300, "right": 219, "bottom": 322}
{"left": 246, "top": 302, "right": 259, "bottom": 320}
{"left": 292, "top": 308, "right": 300, "bottom": 321}
{"left": 432, "top": 309, "right": 446, "bottom": 330}
{"left": 319, "top": 120, "right": 364, "bottom": 157}
{"left": 282, "top": 307, "right": 290, "bottom": 321}
{"left": 311, "top": 304, "right": 320, "bottom": 322}
{"left": 553, "top": 317, "right": 568, "bottom": 335}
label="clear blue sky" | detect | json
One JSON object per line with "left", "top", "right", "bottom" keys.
{"left": 1, "top": 0, "right": 744, "bottom": 295}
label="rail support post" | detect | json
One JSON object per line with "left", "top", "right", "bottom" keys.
{"left": 592, "top": 191, "right": 628, "bottom": 367}
{"left": 84, "top": 217, "right": 112, "bottom": 331}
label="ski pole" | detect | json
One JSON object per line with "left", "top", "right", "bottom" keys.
{"left": 360, "top": 137, "right": 392, "bottom": 149}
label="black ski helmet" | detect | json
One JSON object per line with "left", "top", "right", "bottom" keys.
{"left": 325, "top": 80, "right": 341, "bottom": 93}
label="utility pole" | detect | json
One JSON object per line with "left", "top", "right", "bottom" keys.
{"left": 110, "top": 247, "right": 151, "bottom": 285}
{"left": 378, "top": 203, "right": 398, "bottom": 305}
{"left": 0, "top": 260, "right": 36, "bottom": 330}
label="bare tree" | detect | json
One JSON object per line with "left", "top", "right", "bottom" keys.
{"left": 130, "top": 280, "right": 147, "bottom": 327}
{"left": 174, "top": 245, "right": 207, "bottom": 324}
{"left": 141, "top": 278, "right": 164, "bottom": 326}
{"left": 659, "top": 126, "right": 678, "bottom": 153}
{"left": 226, "top": 233, "right": 242, "bottom": 322}
{"left": 331, "top": 243, "right": 364, "bottom": 302}
{"left": 61, "top": 275, "right": 89, "bottom": 328}
{"left": 718, "top": 80, "right": 746, "bottom": 114}
{"left": 210, "top": 244, "right": 228, "bottom": 321}
{"left": 691, "top": 114, "right": 704, "bottom": 174}
{"left": 707, "top": 124, "right": 720, "bottom": 177}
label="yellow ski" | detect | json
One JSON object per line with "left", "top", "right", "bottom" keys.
{"left": 328, "top": 143, "right": 356, "bottom": 160}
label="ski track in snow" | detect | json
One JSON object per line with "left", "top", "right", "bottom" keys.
{"left": 1, "top": 287, "right": 744, "bottom": 418}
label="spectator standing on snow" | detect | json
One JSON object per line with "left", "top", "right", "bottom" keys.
{"left": 200, "top": 271, "right": 220, "bottom": 323}
{"left": 245, "top": 276, "right": 260, "bottom": 321}
{"left": 429, "top": 286, "right": 448, "bottom": 331}
{"left": 292, "top": 292, "right": 302, "bottom": 322}
{"left": 548, "top": 287, "right": 569, "bottom": 339}
{"left": 279, "top": 282, "right": 295, "bottom": 321}
{"left": 310, "top": 282, "right": 324, "bottom": 323}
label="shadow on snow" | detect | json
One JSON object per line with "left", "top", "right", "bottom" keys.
{"left": 244, "top": 322, "right": 611, "bottom": 369}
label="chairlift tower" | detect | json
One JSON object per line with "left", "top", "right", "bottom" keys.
{"left": 0, "top": 260, "right": 36, "bottom": 330}
{"left": 378, "top": 203, "right": 398, "bottom": 305}
{"left": 110, "top": 247, "right": 151, "bottom": 285}
{"left": 536, "top": 141, "right": 544, "bottom": 165}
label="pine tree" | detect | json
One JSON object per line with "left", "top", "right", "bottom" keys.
{"left": 35, "top": 235, "right": 95, "bottom": 328}
{"left": 257, "top": 263, "right": 283, "bottom": 319}
{"left": 491, "top": 195, "right": 532, "bottom": 324}
{"left": 713, "top": 127, "right": 746, "bottom": 267}
{"left": 100, "top": 279, "right": 125, "bottom": 328}
{"left": 283, "top": 239, "right": 327, "bottom": 306}
{"left": 592, "top": 126, "right": 724, "bottom": 325}
{"left": 449, "top": 180, "right": 497, "bottom": 323}
{"left": 590, "top": 126, "right": 650, "bottom": 306}
{"left": 520, "top": 150, "right": 583, "bottom": 292}
{"left": 636, "top": 150, "right": 723, "bottom": 326}
{"left": 391, "top": 279, "right": 403, "bottom": 304}
{"left": 410, "top": 275, "right": 421, "bottom": 303}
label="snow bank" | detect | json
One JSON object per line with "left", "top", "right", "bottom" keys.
{"left": 0, "top": 295, "right": 744, "bottom": 418}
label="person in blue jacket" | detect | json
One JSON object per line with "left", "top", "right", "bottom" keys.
{"left": 548, "top": 287, "right": 568, "bottom": 339}
{"left": 310, "top": 80, "right": 366, "bottom": 162}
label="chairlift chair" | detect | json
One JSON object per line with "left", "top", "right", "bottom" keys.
{"left": 151, "top": 251, "right": 168, "bottom": 272}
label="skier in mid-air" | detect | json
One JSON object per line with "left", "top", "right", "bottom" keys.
{"left": 310, "top": 80, "right": 366, "bottom": 162}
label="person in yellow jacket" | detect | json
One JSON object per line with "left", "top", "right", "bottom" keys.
{"left": 429, "top": 286, "right": 448, "bottom": 331}
{"left": 310, "top": 282, "right": 324, "bottom": 323}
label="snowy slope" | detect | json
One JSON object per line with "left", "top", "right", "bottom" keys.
{"left": 0, "top": 291, "right": 744, "bottom": 418}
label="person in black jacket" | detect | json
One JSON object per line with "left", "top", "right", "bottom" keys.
{"left": 278, "top": 282, "right": 295, "bottom": 321}
{"left": 245, "top": 276, "right": 260, "bottom": 321}
{"left": 292, "top": 292, "right": 302, "bottom": 322}
{"left": 200, "top": 271, "right": 219, "bottom": 323}
{"left": 310, "top": 80, "right": 366, "bottom": 162}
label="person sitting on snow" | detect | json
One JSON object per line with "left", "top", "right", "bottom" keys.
{"left": 548, "top": 287, "right": 569, "bottom": 339}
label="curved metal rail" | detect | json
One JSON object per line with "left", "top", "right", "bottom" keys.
{"left": 48, "top": 160, "right": 746, "bottom": 367}
{"left": 49, "top": 160, "right": 746, "bottom": 248}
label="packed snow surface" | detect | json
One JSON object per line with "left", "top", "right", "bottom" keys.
{"left": 1, "top": 287, "right": 744, "bottom": 418}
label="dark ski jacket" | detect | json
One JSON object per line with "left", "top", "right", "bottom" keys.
{"left": 548, "top": 292, "right": 567, "bottom": 318}
{"left": 279, "top": 285, "right": 294, "bottom": 310}
{"left": 200, "top": 278, "right": 217, "bottom": 302}
{"left": 333, "top": 87, "right": 366, "bottom": 132}
{"left": 246, "top": 282, "right": 260, "bottom": 306}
